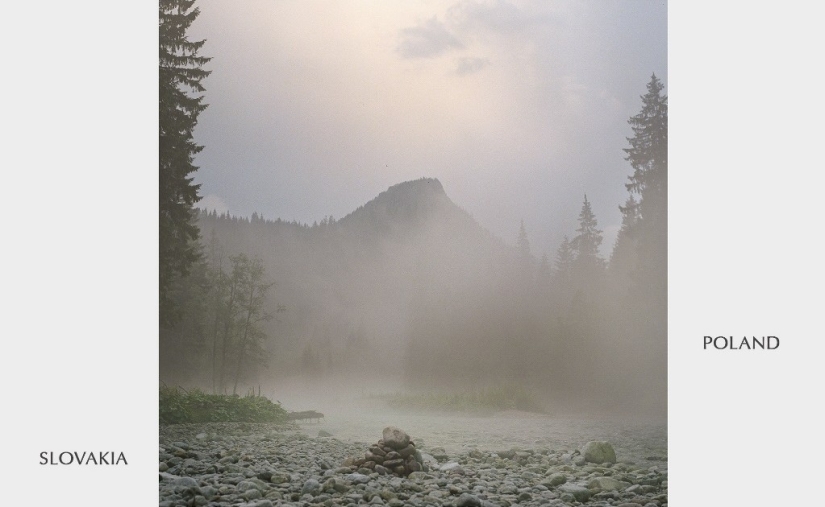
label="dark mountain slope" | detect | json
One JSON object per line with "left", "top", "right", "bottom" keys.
{"left": 195, "top": 178, "right": 515, "bottom": 383}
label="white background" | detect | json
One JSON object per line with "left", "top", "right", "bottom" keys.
{"left": 3, "top": 2, "right": 824, "bottom": 505}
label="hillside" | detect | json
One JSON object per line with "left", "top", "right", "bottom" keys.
{"left": 162, "top": 177, "right": 666, "bottom": 416}
{"left": 186, "top": 179, "right": 514, "bottom": 383}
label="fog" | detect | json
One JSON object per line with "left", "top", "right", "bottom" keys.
{"left": 160, "top": 1, "right": 667, "bottom": 427}
{"left": 162, "top": 176, "right": 667, "bottom": 420}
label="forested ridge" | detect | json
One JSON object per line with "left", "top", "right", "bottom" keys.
{"left": 162, "top": 72, "right": 667, "bottom": 415}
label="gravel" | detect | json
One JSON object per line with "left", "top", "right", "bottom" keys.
{"left": 159, "top": 413, "right": 667, "bottom": 507}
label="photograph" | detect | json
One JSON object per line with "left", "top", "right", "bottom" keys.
{"left": 159, "top": 1, "right": 667, "bottom": 506}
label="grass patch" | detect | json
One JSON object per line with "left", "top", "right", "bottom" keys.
{"left": 378, "top": 384, "right": 543, "bottom": 414}
{"left": 159, "top": 386, "right": 289, "bottom": 424}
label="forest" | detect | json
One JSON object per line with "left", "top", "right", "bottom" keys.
{"left": 160, "top": 0, "right": 667, "bottom": 417}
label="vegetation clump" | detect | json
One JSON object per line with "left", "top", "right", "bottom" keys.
{"left": 380, "top": 384, "right": 543, "bottom": 414}
{"left": 159, "top": 386, "right": 288, "bottom": 424}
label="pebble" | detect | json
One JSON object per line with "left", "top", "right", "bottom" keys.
{"left": 159, "top": 421, "right": 667, "bottom": 507}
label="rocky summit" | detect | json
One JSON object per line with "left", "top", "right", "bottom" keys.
{"left": 159, "top": 422, "right": 667, "bottom": 507}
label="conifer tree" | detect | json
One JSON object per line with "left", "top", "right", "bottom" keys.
{"left": 611, "top": 74, "right": 668, "bottom": 412}
{"left": 570, "top": 195, "right": 605, "bottom": 294}
{"left": 624, "top": 74, "right": 667, "bottom": 225}
{"left": 618, "top": 74, "right": 667, "bottom": 301}
{"left": 572, "top": 196, "right": 604, "bottom": 268}
{"left": 159, "top": 0, "right": 211, "bottom": 326}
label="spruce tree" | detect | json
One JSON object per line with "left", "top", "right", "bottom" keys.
{"left": 159, "top": 0, "right": 211, "bottom": 326}
{"left": 619, "top": 74, "right": 667, "bottom": 302}
{"left": 612, "top": 74, "right": 668, "bottom": 412}
{"left": 570, "top": 195, "right": 605, "bottom": 294}
{"left": 624, "top": 74, "right": 667, "bottom": 223}
{"left": 572, "top": 196, "right": 604, "bottom": 268}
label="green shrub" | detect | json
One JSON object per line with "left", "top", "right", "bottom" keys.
{"left": 159, "top": 386, "right": 289, "bottom": 424}
{"left": 381, "top": 384, "right": 543, "bottom": 414}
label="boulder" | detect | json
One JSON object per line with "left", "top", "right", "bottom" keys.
{"left": 382, "top": 427, "right": 410, "bottom": 450}
{"left": 581, "top": 441, "right": 617, "bottom": 464}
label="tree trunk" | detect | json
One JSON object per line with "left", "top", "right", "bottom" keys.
{"left": 232, "top": 284, "right": 257, "bottom": 395}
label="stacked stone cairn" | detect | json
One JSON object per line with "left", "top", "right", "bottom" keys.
{"left": 344, "top": 426, "right": 424, "bottom": 477}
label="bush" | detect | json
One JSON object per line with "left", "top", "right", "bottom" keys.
{"left": 159, "top": 386, "right": 289, "bottom": 424}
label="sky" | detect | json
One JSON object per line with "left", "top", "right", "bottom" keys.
{"left": 188, "top": 0, "right": 667, "bottom": 258}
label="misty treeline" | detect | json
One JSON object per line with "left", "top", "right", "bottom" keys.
{"left": 159, "top": 0, "right": 210, "bottom": 327}
{"left": 161, "top": 75, "right": 666, "bottom": 415}
{"left": 165, "top": 250, "right": 277, "bottom": 395}
{"left": 159, "top": 0, "right": 666, "bottom": 415}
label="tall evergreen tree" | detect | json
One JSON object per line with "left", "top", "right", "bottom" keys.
{"left": 624, "top": 74, "right": 667, "bottom": 224}
{"left": 605, "top": 74, "right": 668, "bottom": 415}
{"left": 569, "top": 195, "right": 605, "bottom": 295}
{"left": 572, "top": 196, "right": 604, "bottom": 268}
{"left": 619, "top": 74, "right": 667, "bottom": 301}
{"left": 159, "top": 0, "right": 211, "bottom": 326}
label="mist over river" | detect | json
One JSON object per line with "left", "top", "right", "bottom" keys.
{"left": 289, "top": 406, "right": 666, "bottom": 468}
{"left": 266, "top": 380, "right": 667, "bottom": 466}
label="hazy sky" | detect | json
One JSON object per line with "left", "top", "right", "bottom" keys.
{"left": 189, "top": 0, "right": 667, "bottom": 258}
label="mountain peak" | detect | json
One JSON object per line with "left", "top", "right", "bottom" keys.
{"left": 338, "top": 177, "right": 462, "bottom": 234}
{"left": 386, "top": 177, "right": 444, "bottom": 195}
{"left": 378, "top": 177, "right": 447, "bottom": 206}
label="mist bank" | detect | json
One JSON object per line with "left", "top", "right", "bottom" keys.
{"left": 161, "top": 177, "right": 666, "bottom": 418}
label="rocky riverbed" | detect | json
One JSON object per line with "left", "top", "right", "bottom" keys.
{"left": 159, "top": 412, "right": 667, "bottom": 507}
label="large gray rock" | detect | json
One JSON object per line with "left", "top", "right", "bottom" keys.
{"left": 581, "top": 441, "right": 617, "bottom": 464}
{"left": 382, "top": 427, "right": 410, "bottom": 450}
